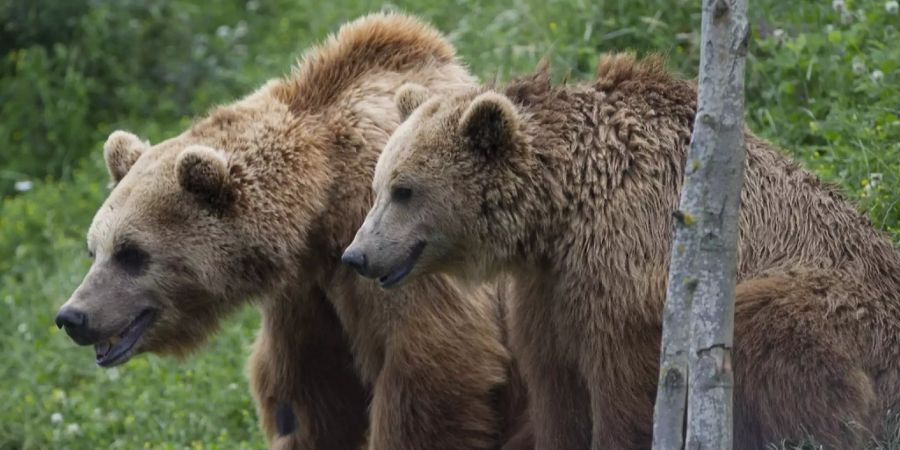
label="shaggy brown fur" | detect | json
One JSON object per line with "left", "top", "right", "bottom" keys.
{"left": 346, "top": 52, "right": 900, "bottom": 449}
{"left": 57, "top": 14, "right": 532, "bottom": 450}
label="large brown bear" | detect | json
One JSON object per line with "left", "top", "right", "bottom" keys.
{"left": 55, "top": 14, "right": 532, "bottom": 450}
{"left": 343, "top": 53, "right": 900, "bottom": 449}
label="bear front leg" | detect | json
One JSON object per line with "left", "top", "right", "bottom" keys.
{"left": 524, "top": 360, "right": 592, "bottom": 450}
{"left": 249, "top": 289, "right": 370, "bottom": 450}
{"left": 586, "top": 346, "right": 657, "bottom": 450}
{"left": 366, "top": 316, "right": 510, "bottom": 450}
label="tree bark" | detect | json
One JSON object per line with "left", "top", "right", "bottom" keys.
{"left": 652, "top": 0, "right": 749, "bottom": 448}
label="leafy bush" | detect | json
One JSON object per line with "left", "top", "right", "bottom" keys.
{"left": 746, "top": 0, "right": 900, "bottom": 241}
{"left": 1, "top": 0, "right": 897, "bottom": 448}
{"left": 0, "top": 0, "right": 261, "bottom": 191}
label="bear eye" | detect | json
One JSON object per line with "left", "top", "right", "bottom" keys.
{"left": 87, "top": 248, "right": 95, "bottom": 260}
{"left": 391, "top": 186, "right": 413, "bottom": 202}
{"left": 114, "top": 244, "right": 149, "bottom": 276}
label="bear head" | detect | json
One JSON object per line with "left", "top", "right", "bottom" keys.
{"left": 55, "top": 87, "right": 329, "bottom": 366}
{"left": 344, "top": 84, "right": 524, "bottom": 289}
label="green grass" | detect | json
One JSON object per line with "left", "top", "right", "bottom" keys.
{"left": 1, "top": 0, "right": 898, "bottom": 448}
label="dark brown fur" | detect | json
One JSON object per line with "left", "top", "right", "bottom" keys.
{"left": 356, "top": 52, "right": 900, "bottom": 449}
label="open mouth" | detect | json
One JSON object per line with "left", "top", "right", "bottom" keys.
{"left": 94, "top": 309, "right": 156, "bottom": 367}
{"left": 378, "top": 241, "right": 426, "bottom": 289}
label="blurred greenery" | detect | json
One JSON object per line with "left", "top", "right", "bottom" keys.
{"left": 1, "top": 0, "right": 897, "bottom": 448}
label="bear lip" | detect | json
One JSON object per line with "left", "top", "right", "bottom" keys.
{"left": 94, "top": 309, "right": 156, "bottom": 367}
{"left": 378, "top": 241, "right": 427, "bottom": 289}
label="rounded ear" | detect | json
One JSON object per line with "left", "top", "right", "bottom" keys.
{"left": 459, "top": 92, "right": 519, "bottom": 158}
{"left": 395, "top": 83, "right": 431, "bottom": 120}
{"left": 104, "top": 130, "right": 149, "bottom": 183}
{"left": 175, "top": 145, "right": 233, "bottom": 208}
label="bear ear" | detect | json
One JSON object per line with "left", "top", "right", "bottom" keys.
{"left": 104, "top": 130, "right": 149, "bottom": 183}
{"left": 459, "top": 92, "right": 519, "bottom": 159}
{"left": 175, "top": 145, "right": 233, "bottom": 208}
{"left": 395, "top": 83, "right": 431, "bottom": 120}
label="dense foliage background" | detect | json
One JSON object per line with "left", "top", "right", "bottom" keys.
{"left": 1, "top": 0, "right": 897, "bottom": 448}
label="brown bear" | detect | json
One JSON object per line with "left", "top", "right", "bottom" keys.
{"left": 343, "top": 53, "right": 900, "bottom": 449}
{"left": 54, "top": 13, "right": 532, "bottom": 450}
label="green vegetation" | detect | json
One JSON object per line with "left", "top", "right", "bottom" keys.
{"left": 1, "top": 0, "right": 897, "bottom": 448}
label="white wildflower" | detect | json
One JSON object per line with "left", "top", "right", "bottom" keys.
{"left": 17, "top": 323, "right": 27, "bottom": 334}
{"left": 216, "top": 25, "right": 231, "bottom": 39}
{"left": 66, "top": 423, "right": 81, "bottom": 435}
{"left": 51, "top": 412, "right": 63, "bottom": 424}
{"left": 228, "top": 383, "right": 238, "bottom": 390}
{"left": 841, "top": 8, "right": 854, "bottom": 24}
{"left": 234, "top": 20, "right": 248, "bottom": 39}
{"left": 246, "top": 0, "right": 260, "bottom": 12}
{"left": 865, "top": 173, "right": 883, "bottom": 195}
{"left": 107, "top": 367, "right": 120, "bottom": 381}
{"left": 870, "top": 70, "right": 885, "bottom": 82}
{"left": 14, "top": 180, "right": 32, "bottom": 192}
{"left": 833, "top": 0, "right": 845, "bottom": 11}
{"left": 852, "top": 57, "right": 866, "bottom": 74}
{"left": 887, "top": 1, "right": 899, "bottom": 14}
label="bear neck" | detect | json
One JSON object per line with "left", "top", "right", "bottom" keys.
{"left": 483, "top": 72, "right": 699, "bottom": 280}
{"left": 477, "top": 112, "right": 570, "bottom": 271}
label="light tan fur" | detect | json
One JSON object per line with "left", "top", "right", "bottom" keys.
{"left": 58, "top": 13, "right": 531, "bottom": 450}
{"left": 347, "top": 53, "right": 900, "bottom": 449}
{"left": 103, "top": 130, "right": 147, "bottom": 183}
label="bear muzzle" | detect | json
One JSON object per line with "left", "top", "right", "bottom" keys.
{"left": 55, "top": 304, "right": 157, "bottom": 367}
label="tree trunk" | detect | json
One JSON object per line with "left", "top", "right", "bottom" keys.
{"left": 652, "top": 0, "right": 749, "bottom": 448}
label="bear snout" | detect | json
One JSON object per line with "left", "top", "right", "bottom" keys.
{"left": 341, "top": 247, "right": 369, "bottom": 276}
{"left": 55, "top": 306, "right": 97, "bottom": 345}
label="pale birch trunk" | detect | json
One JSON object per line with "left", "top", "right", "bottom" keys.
{"left": 652, "top": 0, "right": 749, "bottom": 448}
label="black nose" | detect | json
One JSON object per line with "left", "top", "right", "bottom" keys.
{"left": 56, "top": 306, "right": 85, "bottom": 329}
{"left": 341, "top": 248, "right": 368, "bottom": 275}
{"left": 55, "top": 307, "right": 92, "bottom": 345}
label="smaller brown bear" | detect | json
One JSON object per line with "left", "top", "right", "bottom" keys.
{"left": 344, "top": 54, "right": 900, "bottom": 449}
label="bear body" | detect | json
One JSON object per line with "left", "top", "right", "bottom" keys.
{"left": 346, "top": 54, "right": 900, "bottom": 449}
{"left": 57, "top": 14, "right": 531, "bottom": 450}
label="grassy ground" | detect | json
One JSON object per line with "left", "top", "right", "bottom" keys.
{"left": 1, "top": 0, "right": 898, "bottom": 448}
